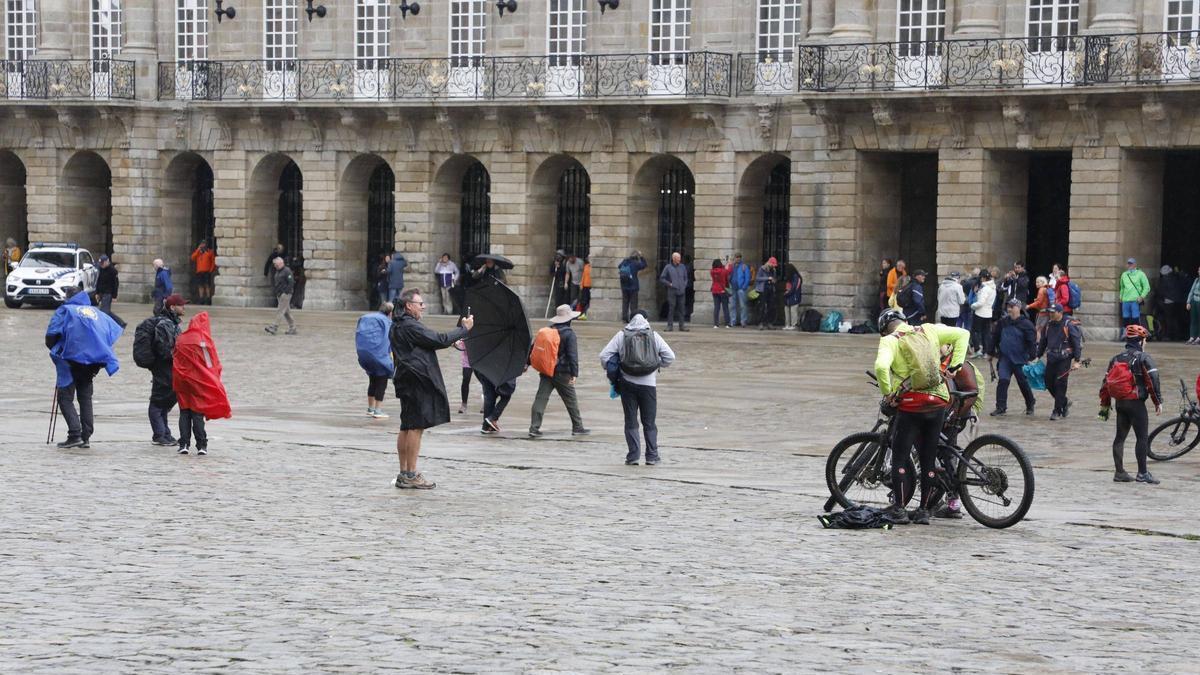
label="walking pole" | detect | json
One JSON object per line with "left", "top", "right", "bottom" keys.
{"left": 545, "top": 277, "right": 557, "bottom": 319}
{"left": 46, "top": 387, "right": 59, "bottom": 445}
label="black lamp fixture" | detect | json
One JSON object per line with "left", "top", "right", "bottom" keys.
{"left": 214, "top": 0, "right": 236, "bottom": 23}
{"left": 304, "top": 0, "right": 327, "bottom": 21}
{"left": 496, "top": 0, "right": 517, "bottom": 17}
{"left": 398, "top": 0, "right": 421, "bottom": 19}
{"left": 598, "top": 0, "right": 619, "bottom": 13}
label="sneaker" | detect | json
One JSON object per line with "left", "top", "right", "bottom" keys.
{"left": 908, "top": 508, "right": 931, "bottom": 525}
{"left": 625, "top": 459, "right": 639, "bottom": 465}
{"left": 484, "top": 417, "right": 500, "bottom": 433}
{"left": 990, "top": 409, "right": 1007, "bottom": 417}
{"left": 402, "top": 473, "right": 436, "bottom": 490}
{"left": 679, "top": 327, "right": 689, "bottom": 332}
{"left": 882, "top": 504, "right": 910, "bottom": 525}
{"left": 645, "top": 457, "right": 661, "bottom": 466}
{"left": 1135, "top": 471, "right": 1161, "bottom": 485}
{"left": 572, "top": 428, "right": 591, "bottom": 436}
{"left": 152, "top": 436, "right": 175, "bottom": 446}
{"left": 285, "top": 328, "right": 298, "bottom": 336}
{"left": 197, "top": 447, "right": 208, "bottom": 456}
{"left": 371, "top": 410, "right": 390, "bottom": 419}
{"left": 1113, "top": 470, "right": 1134, "bottom": 482}
{"left": 178, "top": 446, "right": 189, "bottom": 455}
{"left": 79, "top": 441, "right": 91, "bottom": 449}
{"left": 457, "top": 405, "right": 467, "bottom": 414}
{"left": 57, "top": 438, "right": 84, "bottom": 449}
{"left": 933, "top": 504, "right": 963, "bottom": 519}
{"left": 1049, "top": 411, "right": 1061, "bottom": 421}
{"left": 713, "top": 325, "right": 719, "bottom": 329}
{"left": 264, "top": 326, "right": 277, "bottom": 335}
{"left": 1025, "top": 405, "right": 1035, "bottom": 416}
{"left": 1062, "top": 400, "right": 1072, "bottom": 418}
{"left": 528, "top": 429, "right": 543, "bottom": 438}
{"left": 665, "top": 326, "right": 674, "bottom": 332}
{"left": 366, "top": 408, "right": 376, "bottom": 417}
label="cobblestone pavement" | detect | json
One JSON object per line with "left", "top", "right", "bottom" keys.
{"left": 2, "top": 303, "right": 1199, "bottom": 673}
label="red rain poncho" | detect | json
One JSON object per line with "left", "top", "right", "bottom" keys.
{"left": 172, "top": 312, "right": 232, "bottom": 419}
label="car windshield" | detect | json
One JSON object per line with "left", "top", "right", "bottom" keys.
{"left": 20, "top": 251, "right": 76, "bottom": 268}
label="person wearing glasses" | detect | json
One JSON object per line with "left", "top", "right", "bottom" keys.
{"left": 389, "top": 288, "right": 474, "bottom": 490}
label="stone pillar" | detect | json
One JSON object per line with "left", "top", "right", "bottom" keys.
{"left": 36, "top": 0, "right": 72, "bottom": 59}
{"left": 792, "top": 145, "right": 864, "bottom": 316}
{"left": 488, "top": 151, "right": 533, "bottom": 304}
{"left": 111, "top": 110, "right": 165, "bottom": 301}
{"left": 21, "top": 146, "right": 60, "bottom": 244}
{"left": 936, "top": 148, "right": 989, "bottom": 284}
{"left": 954, "top": 0, "right": 1002, "bottom": 37}
{"left": 298, "top": 150, "right": 339, "bottom": 310}
{"left": 1088, "top": 0, "right": 1138, "bottom": 34}
{"left": 830, "top": 0, "right": 873, "bottom": 41}
{"left": 211, "top": 148, "right": 256, "bottom": 307}
{"left": 393, "top": 149, "right": 433, "bottom": 291}
{"left": 587, "top": 151, "right": 631, "bottom": 322}
{"left": 807, "top": 0, "right": 835, "bottom": 40}
{"left": 119, "top": 0, "right": 160, "bottom": 101}
{"left": 1069, "top": 145, "right": 1127, "bottom": 339}
{"left": 692, "top": 147, "right": 737, "bottom": 324}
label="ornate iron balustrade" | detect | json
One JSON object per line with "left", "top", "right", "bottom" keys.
{"left": 0, "top": 59, "right": 135, "bottom": 100}
{"left": 157, "top": 52, "right": 733, "bottom": 102}
{"left": 798, "top": 30, "right": 1200, "bottom": 92}
{"left": 735, "top": 52, "right": 797, "bottom": 96}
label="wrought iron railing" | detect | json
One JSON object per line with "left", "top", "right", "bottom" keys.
{"left": 158, "top": 52, "right": 733, "bottom": 101}
{"left": 798, "top": 30, "right": 1200, "bottom": 92}
{"left": 735, "top": 52, "right": 797, "bottom": 96}
{"left": 0, "top": 59, "right": 135, "bottom": 100}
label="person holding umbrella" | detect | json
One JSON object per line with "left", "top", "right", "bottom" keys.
{"left": 390, "top": 288, "right": 474, "bottom": 490}
{"left": 472, "top": 254, "right": 509, "bottom": 286}
{"left": 464, "top": 270, "right": 533, "bottom": 435}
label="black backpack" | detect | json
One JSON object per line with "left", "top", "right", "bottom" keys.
{"left": 132, "top": 317, "right": 161, "bottom": 369}
{"left": 620, "top": 329, "right": 659, "bottom": 376}
{"left": 800, "top": 309, "right": 823, "bottom": 332}
{"left": 897, "top": 282, "right": 915, "bottom": 310}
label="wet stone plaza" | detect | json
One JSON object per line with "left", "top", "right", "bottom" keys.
{"left": 2, "top": 304, "right": 1199, "bottom": 672}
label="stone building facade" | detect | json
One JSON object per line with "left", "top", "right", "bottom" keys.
{"left": 1, "top": 0, "right": 1198, "bottom": 335}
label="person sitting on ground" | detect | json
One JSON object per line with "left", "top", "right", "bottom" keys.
{"left": 1099, "top": 324, "right": 1162, "bottom": 485}
{"left": 598, "top": 310, "right": 675, "bottom": 465}
{"left": 988, "top": 299, "right": 1038, "bottom": 417}
{"left": 356, "top": 302, "right": 395, "bottom": 419}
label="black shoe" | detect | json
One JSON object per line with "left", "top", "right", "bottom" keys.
{"left": 908, "top": 508, "right": 931, "bottom": 525}
{"left": 196, "top": 447, "right": 208, "bottom": 456}
{"left": 178, "top": 446, "right": 189, "bottom": 455}
{"left": 57, "top": 438, "right": 84, "bottom": 449}
{"left": 153, "top": 437, "right": 175, "bottom": 447}
{"left": 625, "top": 459, "right": 639, "bottom": 465}
{"left": 665, "top": 326, "right": 674, "bottom": 332}
{"left": 645, "top": 457, "right": 660, "bottom": 466}
{"left": 572, "top": 428, "right": 591, "bottom": 436}
{"left": 882, "top": 504, "right": 910, "bottom": 525}
{"left": 1136, "top": 472, "right": 1161, "bottom": 485}
{"left": 528, "top": 429, "right": 543, "bottom": 438}
{"left": 679, "top": 327, "right": 689, "bottom": 332}
{"left": 990, "top": 409, "right": 1007, "bottom": 417}
{"left": 933, "top": 504, "right": 963, "bottom": 519}
{"left": 1113, "top": 470, "right": 1134, "bottom": 483}
{"left": 1062, "top": 400, "right": 1072, "bottom": 418}
{"left": 484, "top": 417, "right": 500, "bottom": 433}
{"left": 79, "top": 440, "right": 91, "bottom": 449}
{"left": 1049, "top": 411, "right": 1061, "bottom": 421}
{"left": 1025, "top": 405, "right": 1035, "bottom": 416}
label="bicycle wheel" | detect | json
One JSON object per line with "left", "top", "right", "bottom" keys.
{"left": 956, "top": 434, "right": 1035, "bottom": 529}
{"left": 825, "top": 432, "right": 913, "bottom": 510}
{"left": 1147, "top": 416, "right": 1200, "bottom": 462}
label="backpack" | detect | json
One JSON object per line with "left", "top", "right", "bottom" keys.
{"left": 897, "top": 283, "right": 915, "bottom": 311}
{"left": 800, "top": 309, "right": 823, "bottom": 332}
{"left": 1104, "top": 352, "right": 1142, "bottom": 401}
{"left": 618, "top": 261, "right": 633, "bottom": 285}
{"left": 620, "top": 329, "right": 660, "bottom": 376}
{"left": 1066, "top": 281, "right": 1082, "bottom": 310}
{"left": 133, "top": 317, "right": 162, "bottom": 369}
{"left": 894, "top": 326, "right": 943, "bottom": 392}
{"left": 820, "top": 311, "right": 842, "bottom": 333}
{"left": 529, "top": 326, "right": 561, "bottom": 377}
{"left": 848, "top": 321, "right": 872, "bottom": 334}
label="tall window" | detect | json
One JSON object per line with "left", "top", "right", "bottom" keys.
{"left": 1026, "top": 0, "right": 1078, "bottom": 53}
{"left": 90, "top": 0, "right": 122, "bottom": 62}
{"left": 1166, "top": 0, "right": 1200, "bottom": 44}
{"left": 756, "top": 0, "right": 800, "bottom": 62}
{"left": 5, "top": 0, "right": 37, "bottom": 62}
{"left": 548, "top": 0, "right": 586, "bottom": 67}
{"left": 650, "top": 0, "right": 691, "bottom": 64}
{"left": 356, "top": 0, "right": 389, "bottom": 69}
{"left": 897, "top": 0, "right": 944, "bottom": 57}
{"left": 450, "top": 0, "right": 486, "bottom": 67}
{"left": 175, "top": 0, "right": 208, "bottom": 62}
{"left": 264, "top": 0, "right": 298, "bottom": 68}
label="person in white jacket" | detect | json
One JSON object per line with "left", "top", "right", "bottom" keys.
{"left": 936, "top": 271, "right": 966, "bottom": 326}
{"left": 970, "top": 270, "right": 996, "bottom": 357}
{"left": 598, "top": 312, "right": 676, "bottom": 466}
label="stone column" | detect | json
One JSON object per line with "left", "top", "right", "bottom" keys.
{"left": 791, "top": 135, "right": 863, "bottom": 315}
{"left": 298, "top": 149, "right": 340, "bottom": 310}
{"left": 119, "top": 0, "right": 159, "bottom": 101}
{"left": 212, "top": 148, "right": 256, "bottom": 307}
{"left": 36, "top": 0, "right": 72, "bottom": 59}
{"left": 1088, "top": 0, "right": 1138, "bottom": 34}
{"left": 1069, "top": 145, "right": 1127, "bottom": 340}
{"left": 830, "top": 0, "right": 873, "bottom": 41}
{"left": 954, "top": 0, "right": 1002, "bottom": 37}
{"left": 807, "top": 0, "right": 835, "bottom": 40}
{"left": 587, "top": 150, "right": 631, "bottom": 322}
{"left": 692, "top": 147, "right": 737, "bottom": 324}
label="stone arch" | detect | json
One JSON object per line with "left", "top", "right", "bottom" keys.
{"left": 527, "top": 154, "right": 591, "bottom": 311}
{"left": 338, "top": 153, "right": 394, "bottom": 309}
{"left": 431, "top": 154, "right": 489, "bottom": 275}
{"left": 246, "top": 153, "right": 303, "bottom": 306}
{"left": 629, "top": 154, "right": 695, "bottom": 315}
{"left": 58, "top": 151, "right": 112, "bottom": 258}
{"left": 0, "top": 150, "right": 28, "bottom": 256}
{"left": 162, "top": 151, "right": 215, "bottom": 298}
{"left": 735, "top": 153, "right": 791, "bottom": 265}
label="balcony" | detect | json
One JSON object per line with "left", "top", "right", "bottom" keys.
{"left": 1, "top": 59, "right": 135, "bottom": 100}
{"left": 157, "top": 52, "right": 733, "bottom": 102}
{"left": 798, "top": 30, "right": 1200, "bottom": 93}
{"left": 735, "top": 52, "right": 797, "bottom": 96}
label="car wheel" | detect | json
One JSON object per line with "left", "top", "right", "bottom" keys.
{"left": 3, "top": 298, "right": 21, "bottom": 309}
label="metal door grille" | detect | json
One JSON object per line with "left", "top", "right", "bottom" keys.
{"left": 278, "top": 160, "right": 303, "bottom": 260}
{"left": 762, "top": 161, "right": 790, "bottom": 265}
{"left": 656, "top": 164, "right": 694, "bottom": 276}
{"left": 191, "top": 160, "right": 215, "bottom": 250}
{"left": 460, "top": 161, "right": 490, "bottom": 261}
{"left": 367, "top": 162, "right": 395, "bottom": 284}
{"left": 555, "top": 164, "right": 590, "bottom": 257}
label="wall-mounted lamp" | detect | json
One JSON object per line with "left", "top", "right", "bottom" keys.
{"left": 598, "top": 0, "right": 619, "bottom": 13}
{"left": 214, "top": 0, "right": 236, "bottom": 23}
{"left": 305, "top": 0, "right": 327, "bottom": 21}
{"left": 496, "top": 0, "right": 518, "bottom": 17}
{"left": 398, "top": 0, "right": 421, "bottom": 19}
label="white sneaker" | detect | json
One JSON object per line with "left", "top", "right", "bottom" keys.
{"left": 372, "top": 410, "right": 390, "bottom": 419}
{"left": 178, "top": 447, "right": 189, "bottom": 455}
{"left": 366, "top": 408, "right": 376, "bottom": 417}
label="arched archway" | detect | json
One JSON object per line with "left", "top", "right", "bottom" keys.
{"left": 431, "top": 155, "right": 491, "bottom": 288}
{"left": 248, "top": 153, "right": 302, "bottom": 306}
{"left": 631, "top": 155, "right": 695, "bottom": 319}
{"left": 737, "top": 153, "right": 791, "bottom": 324}
{"left": 338, "top": 153, "right": 394, "bottom": 309}
{"left": 0, "top": 151, "right": 28, "bottom": 264}
{"left": 528, "top": 154, "right": 591, "bottom": 311}
{"left": 163, "top": 152, "right": 215, "bottom": 301}
{"left": 59, "top": 151, "right": 112, "bottom": 258}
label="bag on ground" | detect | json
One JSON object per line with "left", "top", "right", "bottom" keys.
{"left": 132, "top": 317, "right": 160, "bottom": 369}
{"left": 848, "top": 322, "right": 873, "bottom": 334}
{"left": 1104, "top": 353, "right": 1141, "bottom": 401}
{"left": 800, "top": 309, "right": 823, "bottom": 332}
{"left": 820, "top": 311, "right": 843, "bottom": 333}
{"left": 1023, "top": 360, "right": 1047, "bottom": 391}
{"left": 620, "top": 329, "right": 660, "bottom": 376}
{"left": 818, "top": 505, "right": 899, "bottom": 529}
{"left": 894, "top": 326, "right": 942, "bottom": 392}
{"left": 529, "top": 326, "right": 561, "bottom": 377}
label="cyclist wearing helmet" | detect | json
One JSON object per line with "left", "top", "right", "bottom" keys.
{"left": 874, "top": 308, "right": 971, "bottom": 524}
{"left": 1099, "top": 324, "right": 1162, "bottom": 484}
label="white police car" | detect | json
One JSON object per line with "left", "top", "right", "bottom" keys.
{"left": 4, "top": 243, "right": 99, "bottom": 309}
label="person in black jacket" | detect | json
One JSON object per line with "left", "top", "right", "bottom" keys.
{"left": 93, "top": 255, "right": 125, "bottom": 328}
{"left": 263, "top": 243, "right": 286, "bottom": 277}
{"left": 1037, "top": 303, "right": 1084, "bottom": 421}
{"left": 1099, "top": 324, "right": 1163, "bottom": 484}
{"left": 988, "top": 299, "right": 1037, "bottom": 416}
{"left": 146, "top": 295, "right": 185, "bottom": 446}
{"left": 529, "top": 304, "right": 588, "bottom": 437}
{"left": 390, "top": 288, "right": 474, "bottom": 490}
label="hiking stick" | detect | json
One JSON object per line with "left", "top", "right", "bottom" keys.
{"left": 545, "top": 277, "right": 557, "bottom": 319}
{"left": 46, "top": 387, "right": 58, "bottom": 444}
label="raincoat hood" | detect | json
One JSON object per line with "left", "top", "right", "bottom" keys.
{"left": 625, "top": 314, "right": 651, "bottom": 331}
{"left": 45, "top": 291, "right": 123, "bottom": 387}
{"left": 172, "top": 312, "right": 232, "bottom": 419}
{"left": 356, "top": 312, "right": 395, "bottom": 377}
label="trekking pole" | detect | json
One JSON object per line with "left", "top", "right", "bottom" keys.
{"left": 46, "top": 387, "right": 58, "bottom": 444}
{"left": 544, "top": 277, "right": 557, "bottom": 319}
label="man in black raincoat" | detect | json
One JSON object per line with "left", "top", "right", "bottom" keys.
{"left": 390, "top": 288, "right": 474, "bottom": 489}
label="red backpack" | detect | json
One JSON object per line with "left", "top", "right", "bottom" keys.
{"left": 1105, "top": 353, "right": 1141, "bottom": 401}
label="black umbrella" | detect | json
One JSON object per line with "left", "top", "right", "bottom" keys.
{"left": 473, "top": 253, "right": 515, "bottom": 270}
{"left": 464, "top": 277, "right": 531, "bottom": 386}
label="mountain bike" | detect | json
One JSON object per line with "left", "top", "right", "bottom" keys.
{"left": 825, "top": 375, "right": 1035, "bottom": 529}
{"left": 1147, "top": 378, "right": 1200, "bottom": 462}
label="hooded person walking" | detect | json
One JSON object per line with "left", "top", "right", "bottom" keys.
{"left": 357, "top": 302, "right": 396, "bottom": 419}
{"left": 390, "top": 288, "right": 474, "bottom": 489}
{"left": 45, "top": 290, "right": 122, "bottom": 448}
{"left": 172, "top": 311, "right": 232, "bottom": 455}
{"left": 599, "top": 311, "right": 676, "bottom": 465}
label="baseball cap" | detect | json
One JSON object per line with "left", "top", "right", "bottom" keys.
{"left": 1048, "top": 302, "right": 1064, "bottom": 313}
{"left": 913, "top": 269, "right": 927, "bottom": 277}
{"left": 1126, "top": 257, "right": 1136, "bottom": 265}
{"left": 164, "top": 294, "right": 188, "bottom": 307}
{"left": 98, "top": 254, "right": 109, "bottom": 262}
{"left": 950, "top": 271, "right": 961, "bottom": 278}
{"left": 1006, "top": 298, "right": 1023, "bottom": 307}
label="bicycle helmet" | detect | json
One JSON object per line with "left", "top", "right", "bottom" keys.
{"left": 1124, "top": 324, "right": 1149, "bottom": 339}
{"left": 878, "top": 308, "right": 906, "bottom": 335}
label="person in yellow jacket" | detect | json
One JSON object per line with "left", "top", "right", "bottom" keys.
{"left": 874, "top": 308, "right": 970, "bottom": 524}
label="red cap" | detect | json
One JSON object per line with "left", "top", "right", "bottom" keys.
{"left": 164, "top": 294, "right": 188, "bottom": 307}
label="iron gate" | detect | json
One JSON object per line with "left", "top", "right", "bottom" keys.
{"left": 278, "top": 161, "right": 303, "bottom": 262}
{"left": 367, "top": 163, "right": 396, "bottom": 288}
{"left": 460, "top": 162, "right": 491, "bottom": 262}
{"left": 191, "top": 161, "right": 216, "bottom": 250}
{"left": 555, "top": 164, "right": 591, "bottom": 258}
{"left": 762, "top": 161, "right": 790, "bottom": 265}
{"left": 656, "top": 165, "right": 695, "bottom": 273}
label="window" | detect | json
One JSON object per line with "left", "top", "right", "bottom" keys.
{"left": 91, "top": 0, "right": 122, "bottom": 62}
{"left": 756, "top": 0, "right": 800, "bottom": 62}
{"left": 1166, "top": 0, "right": 1200, "bottom": 45}
{"left": 264, "top": 0, "right": 298, "bottom": 69}
{"left": 5, "top": 0, "right": 37, "bottom": 62}
{"left": 450, "top": 0, "right": 486, "bottom": 67}
{"left": 356, "top": 0, "right": 389, "bottom": 69}
{"left": 1026, "top": 0, "right": 1078, "bottom": 53}
{"left": 897, "top": 0, "right": 944, "bottom": 57}
{"left": 548, "top": 0, "right": 586, "bottom": 67}
{"left": 650, "top": 0, "right": 691, "bottom": 65}
{"left": 175, "top": 0, "right": 207, "bottom": 62}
